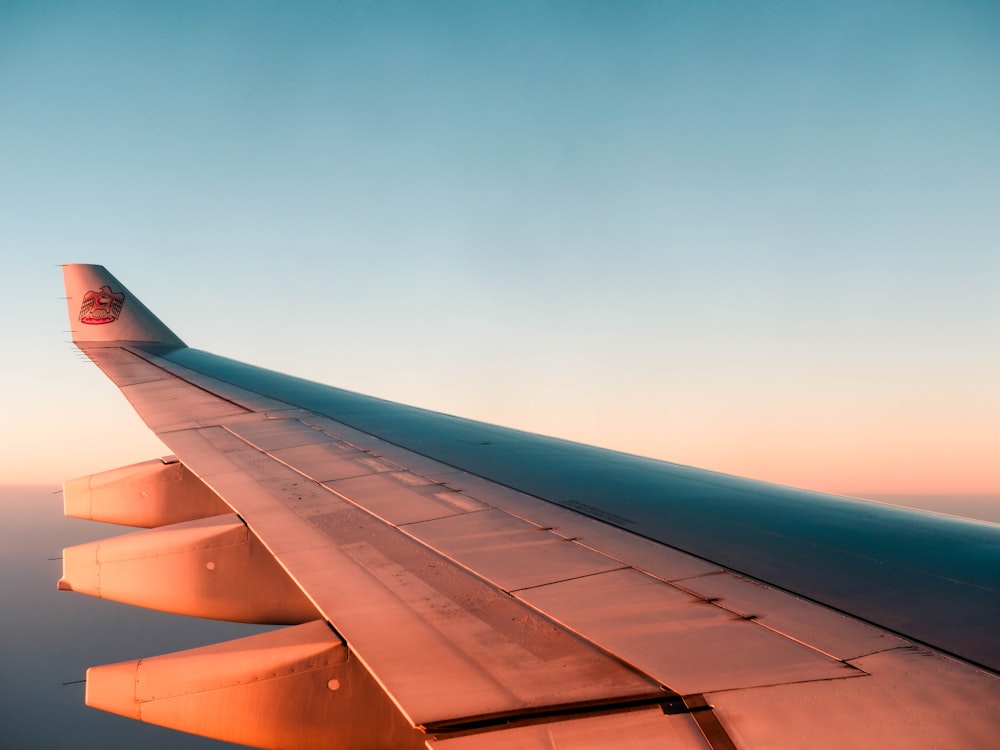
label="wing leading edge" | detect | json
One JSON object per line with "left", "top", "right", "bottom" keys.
{"left": 58, "top": 264, "right": 1000, "bottom": 749}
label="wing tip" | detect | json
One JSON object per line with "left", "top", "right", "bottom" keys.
{"left": 62, "top": 264, "right": 186, "bottom": 347}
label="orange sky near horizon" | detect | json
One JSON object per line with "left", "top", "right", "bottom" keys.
{"left": 8, "top": 331, "right": 996, "bottom": 500}
{"left": 2, "top": 2, "right": 997, "bottom": 501}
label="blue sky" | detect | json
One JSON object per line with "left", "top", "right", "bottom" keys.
{"left": 2, "top": 0, "right": 998, "bottom": 496}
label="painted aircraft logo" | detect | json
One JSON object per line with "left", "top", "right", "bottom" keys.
{"left": 79, "top": 286, "right": 125, "bottom": 325}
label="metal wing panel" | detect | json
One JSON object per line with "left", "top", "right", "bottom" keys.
{"left": 516, "top": 567, "right": 861, "bottom": 694}
{"left": 132, "top": 417, "right": 668, "bottom": 728}
{"left": 141, "top": 345, "right": 1000, "bottom": 672}
{"left": 326, "top": 473, "right": 485, "bottom": 525}
{"left": 404, "top": 469, "right": 725, "bottom": 583}
{"left": 404, "top": 509, "right": 628, "bottom": 591}
{"left": 267, "top": 442, "right": 378, "bottom": 482}
{"left": 677, "top": 571, "right": 909, "bottom": 661}
{"left": 710, "top": 646, "right": 1000, "bottom": 749}
{"left": 226, "top": 418, "right": 337, "bottom": 451}
{"left": 69, "top": 338, "right": 1000, "bottom": 747}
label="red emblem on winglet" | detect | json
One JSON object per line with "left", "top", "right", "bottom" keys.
{"left": 79, "top": 286, "right": 125, "bottom": 325}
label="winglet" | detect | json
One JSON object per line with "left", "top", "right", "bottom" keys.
{"left": 62, "top": 264, "right": 185, "bottom": 347}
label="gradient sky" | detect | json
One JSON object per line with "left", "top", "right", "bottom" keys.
{"left": 1, "top": 6, "right": 998, "bottom": 748}
{"left": 2, "top": 1, "right": 998, "bottom": 498}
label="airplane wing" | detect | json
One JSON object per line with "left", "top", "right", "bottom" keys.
{"left": 58, "top": 264, "right": 1000, "bottom": 749}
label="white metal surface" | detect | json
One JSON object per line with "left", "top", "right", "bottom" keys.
{"left": 268, "top": 442, "right": 374, "bottom": 481}
{"left": 328, "top": 472, "right": 485, "bottom": 525}
{"left": 58, "top": 259, "right": 1000, "bottom": 749}
{"left": 63, "top": 264, "right": 184, "bottom": 347}
{"left": 59, "top": 513, "right": 317, "bottom": 623}
{"left": 159, "top": 421, "right": 665, "bottom": 728}
{"left": 63, "top": 457, "right": 230, "bottom": 527}
{"left": 517, "top": 567, "right": 860, "bottom": 694}
{"left": 709, "top": 646, "right": 1000, "bottom": 749}
{"left": 87, "top": 620, "right": 425, "bottom": 749}
{"left": 677, "top": 571, "right": 908, "bottom": 661}
{"left": 406, "top": 509, "right": 627, "bottom": 591}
